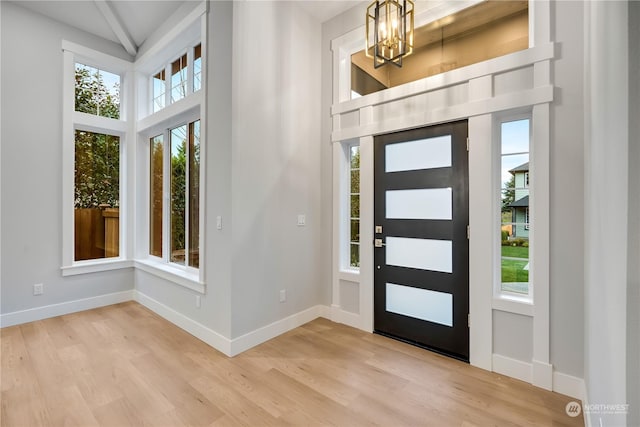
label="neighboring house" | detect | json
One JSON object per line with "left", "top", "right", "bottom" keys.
{"left": 508, "top": 162, "right": 529, "bottom": 239}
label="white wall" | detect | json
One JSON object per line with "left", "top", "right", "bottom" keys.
{"left": 135, "top": 0, "right": 234, "bottom": 340}
{"left": 136, "top": 0, "right": 326, "bottom": 343}
{"left": 493, "top": 311, "right": 533, "bottom": 361}
{"left": 584, "top": 1, "right": 629, "bottom": 426}
{"left": 230, "top": 1, "right": 324, "bottom": 337}
{"left": 549, "top": 0, "right": 585, "bottom": 379}
{"left": 627, "top": 3, "right": 640, "bottom": 425}
{"left": 0, "top": 2, "right": 134, "bottom": 318}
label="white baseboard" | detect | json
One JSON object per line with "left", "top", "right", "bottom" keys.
{"left": 0, "top": 290, "right": 134, "bottom": 328}
{"left": 330, "top": 304, "right": 362, "bottom": 329}
{"left": 492, "top": 353, "right": 533, "bottom": 383}
{"left": 318, "top": 304, "right": 331, "bottom": 320}
{"left": 229, "top": 305, "right": 328, "bottom": 356}
{"left": 492, "top": 354, "right": 586, "bottom": 402}
{"left": 133, "top": 290, "right": 232, "bottom": 356}
{"left": 134, "top": 290, "right": 333, "bottom": 357}
{"left": 553, "top": 371, "right": 585, "bottom": 401}
{"left": 532, "top": 359, "right": 553, "bottom": 390}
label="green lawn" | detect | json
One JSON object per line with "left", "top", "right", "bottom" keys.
{"left": 501, "top": 243, "right": 529, "bottom": 294}
{"left": 501, "top": 258, "right": 529, "bottom": 294}
{"left": 501, "top": 245, "right": 529, "bottom": 259}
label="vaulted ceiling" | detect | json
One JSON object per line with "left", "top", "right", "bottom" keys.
{"left": 13, "top": 0, "right": 186, "bottom": 55}
{"left": 11, "top": 0, "right": 360, "bottom": 57}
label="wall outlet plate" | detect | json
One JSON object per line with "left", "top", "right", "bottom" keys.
{"left": 33, "top": 283, "right": 44, "bottom": 295}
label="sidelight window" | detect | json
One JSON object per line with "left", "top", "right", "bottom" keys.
{"left": 349, "top": 145, "right": 361, "bottom": 268}
{"left": 499, "top": 118, "right": 531, "bottom": 295}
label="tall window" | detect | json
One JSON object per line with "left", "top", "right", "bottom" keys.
{"left": 349, "top": 145, "right": 360, "bottom": 268}
{"left": 74, "top": 131, "right": 120, "bottom": 261}
{"left": 500, "top": 118, "right": 530, "bottom": 295}
{"left": 150, "top": 120, "right": 200, "bottom": 268}
{"left": 150, "top": 135, "right": 163, "bottom": 257}
{"left": 73, "top": 62, "right": 122, "bottom": 262}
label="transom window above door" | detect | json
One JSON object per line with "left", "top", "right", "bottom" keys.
{"left": 351, "top": 0, "right": 529, "bottom": 98}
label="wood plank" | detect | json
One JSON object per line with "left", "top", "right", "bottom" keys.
{"left": 0, "top": 303, "right": 584, "bottom": 427}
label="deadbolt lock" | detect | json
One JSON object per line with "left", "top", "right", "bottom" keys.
{"left": 375, "top": 225, "right": 382, "bottom": 233}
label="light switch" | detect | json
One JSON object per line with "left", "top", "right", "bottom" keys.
{"left": 216, "top": 216, "right": 222, "bottom": 230}
{"left": 297, "top": 214, "right": 306, "bottom": 226}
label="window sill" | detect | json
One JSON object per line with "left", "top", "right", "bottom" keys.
{"left": 339, "top": 269, "right": 360, "bottom": 282}
{"left": 492, "top": 293, "right": 533, "bottom": 316}
{"left": 61, "top": 259, "right": 134, "bottom": 276}
{"left": 134, "top": 259, "right": 205, "bottom": 294}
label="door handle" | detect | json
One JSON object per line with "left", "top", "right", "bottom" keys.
{"left": 374, "top": 238, "right": 385, "bottom": 247}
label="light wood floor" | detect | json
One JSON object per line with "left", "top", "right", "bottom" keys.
{"left": 1, "top": 302, "right": 583, "bottom": 426}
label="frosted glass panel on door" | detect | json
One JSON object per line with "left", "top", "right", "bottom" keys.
{"left": 386, "top": 237, "right": 452, "bottom": 273}
{"left": 386, "top": 283, "right": 453, "bottom": 327}
{"left": 386, "top": 188, "right": 452, "bottom": 220}
{"left": 385, "top": 135, "right": 452, "bottom": 172}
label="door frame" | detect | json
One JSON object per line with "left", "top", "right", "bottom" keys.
{"left": 353, "top": 120, "right": 482, "bottom": 364}
{"left": 372, "top": 121, "right": 470, "bottom": 360}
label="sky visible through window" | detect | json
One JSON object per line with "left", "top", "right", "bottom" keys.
{"left": 500, "top": 120, "right": 529, "bottom": 185}
{"left": 75, "top": 63, "right": 120, "bottom": 119}
{"left": 76, "top": 64, "right": 120, "bottom": 97}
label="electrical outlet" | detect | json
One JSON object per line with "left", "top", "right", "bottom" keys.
{"left": 33, "top": 283, "right": 44, "bottom": 296}
{"left": 297, "top": 214, "right": 306, "bottom": 226}
{"left": 279, "top": 289, "right": 286, "bottom": 303}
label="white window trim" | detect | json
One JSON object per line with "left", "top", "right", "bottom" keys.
{"left": 141, "top": 111, "right": 201, "bottom": 267}
{"left": 135, "top": 258, "right": 204, "bottom": 294}
{"left": 61, "top": 42, "right": 134, "bottom": 276}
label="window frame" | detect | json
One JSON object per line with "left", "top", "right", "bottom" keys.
{"left": 146, "top": 116, "right": 201, "bottom": 271}
{"left": 61, "top": 41, "right": 134, "bottom": 276}
{"left": 341, "top": 140, "right": 361, "bottom": 272}
{"left": 135, "top": 17, "right": 206, "bottom": 293}
{"left": 150, "top": 43, "right": 201, "bottom": 115}
{"left": 137, "top": 109, "right": 204, "bottom": 293}
{"left": 348, "top": 144, "right": 361, "bottom": 269}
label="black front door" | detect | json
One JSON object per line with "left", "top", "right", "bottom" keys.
{"left": 373, "top": 120, "right": 470, "bottom": 361}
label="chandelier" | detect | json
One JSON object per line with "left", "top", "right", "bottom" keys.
{"left": 366, "top": 0, "right": 414, "bottom": 68}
